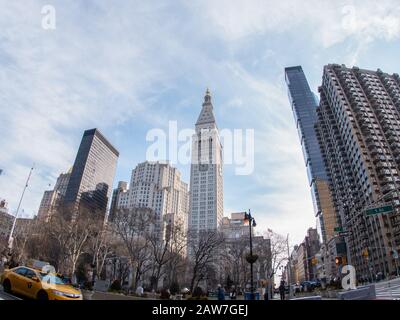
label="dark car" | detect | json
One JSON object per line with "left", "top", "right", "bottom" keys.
{"left": 300, "top": 281, "right": 316, "bottom": 291}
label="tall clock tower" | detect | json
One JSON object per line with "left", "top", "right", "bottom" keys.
{"left": 189, "top": 89, "right": 224, "bottom": 233}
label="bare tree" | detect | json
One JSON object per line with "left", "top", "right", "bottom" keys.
{"left": 88, "top": 223, "right": 115, "bottom": 281}
{"left": 112, "top": 207, "right": 154, "bottom": 290}
{"left": 221, "top": 238, "right": 249, "bottom": 290}
{"left": 44, "top": 207, "right": 102, "bottom": 280}
{"left": 254, "top": 229, "right": 288, "bottom": 297}
{"left": 164, "top": 219, "right": 187, "bottom": 288}
{"left": 187, "top": 230, "right": 224, "bottom": 292}
{"left": 147, "top": 216, "right": 188, "bottom": 290}
{"left": 10, "top": 219, "right": 36, "bottom": 264}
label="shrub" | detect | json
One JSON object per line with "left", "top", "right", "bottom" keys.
{"left": 170, "top": 281, "right": 180, "bottom": 295}
{"left": 160, "top": 288, "right": 171, "bottom": 300}
{"left": 109, "top": 279, "right": 122, "bottom": 292}
{"left": 187, "top": 286, "right": 208, "bottom": 300}
{"left": 82, "top": 281, "right": 93, "bottom": 291}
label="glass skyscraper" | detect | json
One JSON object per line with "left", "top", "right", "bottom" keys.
{"left": 63, "top": 128, "right": 119, "bottom": 219}
{"left": 285, "top": 66, "right": 337, "bottom": 244}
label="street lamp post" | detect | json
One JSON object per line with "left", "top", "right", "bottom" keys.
{"left": 244, "top": 209, "right": 257, "bottom": 300}
{"left": 286, "top": 234, "right": 293, "bottom": 300}
{"left": 8, "top": 165, "right": 34, "bottom": 253}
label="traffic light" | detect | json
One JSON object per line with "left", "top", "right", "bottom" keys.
{"left": 335, "top": 256, "right": 343, "bottom": 265}
{"left": 311, "top": 257, "right": 318, "bottom": 265}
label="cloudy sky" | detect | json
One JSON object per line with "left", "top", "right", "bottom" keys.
{"left": 1, "top": 0, "right": 400, "bottom": 247}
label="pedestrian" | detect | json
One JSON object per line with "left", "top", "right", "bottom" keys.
{"left": 263, "top": 286, "right": 269, "bottom": 301}
{"left": 230, "top": 286, "right": 237, "bottom": 300}
{"left": 217, "top": 284, "right": 225, "bottom": 300}
{"left": 279, "top": 280, "right": 285, "bottom": 300}
{"left": 136, "top": 285, "right": 144, "bottom": 296}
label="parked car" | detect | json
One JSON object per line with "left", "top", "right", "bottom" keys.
{"left": 300, "top": 281, "right": 317, "bottom": 291}
{"left": 292, "top": 283, "right": 302, "bottom": 293}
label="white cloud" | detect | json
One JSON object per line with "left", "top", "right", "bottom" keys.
{"left": 185, "top": 0, "right": 400, "bottom": 48}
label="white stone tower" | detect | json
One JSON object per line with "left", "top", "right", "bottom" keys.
{"left": 189, "top": 89, "right": 224, "bottom": 233}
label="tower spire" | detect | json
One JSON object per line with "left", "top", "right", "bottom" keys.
{"left": 204, "top": 88, "right": 211, "bottom": 104}
{"left": 197, "top": 88, "right": 216, "bottom": 126}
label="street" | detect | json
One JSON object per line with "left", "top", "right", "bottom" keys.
{"left": 374, "top": 278, "right": 400, "bottom": 300}
{"left": 0, "top": 285, "right": 22, "bottom": 300}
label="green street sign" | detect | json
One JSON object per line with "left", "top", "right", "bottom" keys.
{"left": 365, "top": 205, "right": 393, "bottom": 216}
{"left": 334, "top": 227, "right": 343, "bottom": 232}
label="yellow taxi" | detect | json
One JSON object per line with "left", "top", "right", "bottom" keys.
{"left": 1, "top": 266, "right": 83, "bottom": 300}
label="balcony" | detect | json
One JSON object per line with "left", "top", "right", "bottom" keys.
{"left": 387, "top": 135, "right": 399, "bottom": 144}
{"left": 382, "top": 183, "right": 396, "bottom": 193}
{"left": 381, "top": 176, "right": 394, "bottom": 184}
{"left": 381, "top": 121, "right": 394, "bottom": 130}
{"left": 369, "top": 146, "right": 380, "bottom": 156}
{"left": 376, "top": 169, "right": 389, "bottom": 179}
{"left": 374, "top": 159, "right": 387, "bottom": 168}
{"left": 391, "top": 146, "right": 400, "bottom": 157}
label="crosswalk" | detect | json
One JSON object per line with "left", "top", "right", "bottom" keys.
{"left": 375, "top": 282, "right": 400, "bottom": 300}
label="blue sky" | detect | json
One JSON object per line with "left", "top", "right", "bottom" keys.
{"left": 0, "top": 0, "right": 400, "bottom": 246}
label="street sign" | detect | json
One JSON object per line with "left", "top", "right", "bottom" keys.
{"left": 339, "top": 231, "right": 350, "bottom": 236}
{"left": 334, "top": 227, "right": 343, "bottom": 232}
{"left": 365, "top": 205, "right": 393, "bottom": 216}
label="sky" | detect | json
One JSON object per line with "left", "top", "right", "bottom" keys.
{"left": 0, "top": 0, "right": 400, "bottom": 247}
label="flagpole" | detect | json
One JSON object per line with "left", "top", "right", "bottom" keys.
{"left": 8, "top": 164, "right": 34, "bottom": 252}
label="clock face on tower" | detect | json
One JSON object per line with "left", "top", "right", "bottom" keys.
{"left": 199, "top": 164, "right": 208, "bottom": 171}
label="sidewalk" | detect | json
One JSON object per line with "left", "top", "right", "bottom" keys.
{"left": 91, "top": 291, "right": 154, "bottom": 300}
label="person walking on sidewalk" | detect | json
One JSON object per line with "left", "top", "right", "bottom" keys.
{"left": 230, "top": 286, "right": 237, "bottom": 300}
{"left": 279, "top": 280, "right": 286, "bottom": 300}
{"left": 217, "top": 284, "right": 225, "bottom": 300}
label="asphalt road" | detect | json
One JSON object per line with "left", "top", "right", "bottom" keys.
{"left": 0, "top": 285, "right": 22, "bottom": 300}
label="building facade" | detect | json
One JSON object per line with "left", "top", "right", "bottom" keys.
{"left": 63, "top": 128, "right": 119, "bottom": 220}
{"left": 0, "top": 200, "right": 13, "bottom": 245}
{"left": 189, "top": 89, "right": 224, "bottom": 233}
{"left": 108, "top": 181, "right": 128, "bottom": 222}
{"left": 37, "top": 170, "right": 71, "bottom": 222}
{"left": 221, "top": 212, "right": 250, "bottom": 240}
{"left": 285, "top": 228, "right": 321, "bottom": 285}
{"left": 305, "top": 228, "right": 321, "bottom": 281}
{"left": 316, "top": 64, "right": 400, "bottom": 279}
{"left": 117, "top": 161, "right": 189, "bottom": 242}
{"left": 285, "top": 66, "right": 337, "bottom": 244}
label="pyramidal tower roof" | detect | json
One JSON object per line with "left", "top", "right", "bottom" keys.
{"left": 196, "top": 88, "right": 216, "bottom": 126}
